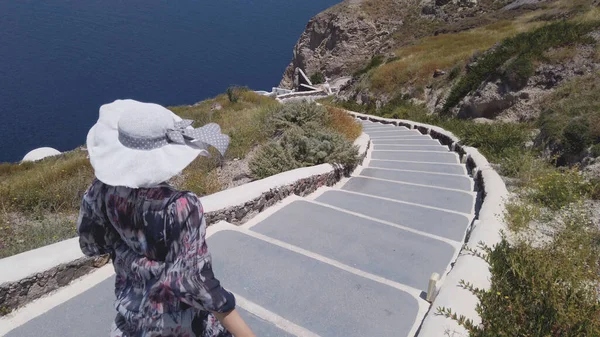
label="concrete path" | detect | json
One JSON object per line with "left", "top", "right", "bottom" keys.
{"left": 3, "top": 120, "right": 475, "bottom": 337}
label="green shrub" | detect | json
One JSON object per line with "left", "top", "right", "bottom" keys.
{"left": 445, "top": 222, "right": 600, "bottom": 336}
{"left": 269, "top": 102, "right": 328, "bottom": 135}
{"left": 310, "top": 72, "right": 326, "bottom": 84}
{"left": 448, "top": 63, "right": 463, "bottom": 81}
{"left": 591, "top": 144, "right": 600, "bottom": 158}
{"left": 538, "top": 73, "right": 600, "bottom": 159}
{"left": 589, "top": 178, "right": 600, "bottom": 200}
{"left": 285, "top": 126, "right": 359, "bottom": 168}
{"left": 249, "top": 142, "right": 300, "bottom": 179}
{"left": 331, "top": 99, "right": 378, "bottom": 115}
{"left": 498, "top": 150, "right": 551, "bottom": 180}
{"left": 445, "top": 121, "right": 531, "bottom": 162}
{"left": 444, "top": 21, "right": 600, "bottom": 112}
{"left": 250, "top": 126, "right": 359, "bottom": 179}
{"left": 562, "top": 119, "right": 591, "bottom": 156}
{"left": 503, "top": 56, "right": 534, "bottom": 90}
{"left": 226, "top": 86, "right": 247, "bottom": 103}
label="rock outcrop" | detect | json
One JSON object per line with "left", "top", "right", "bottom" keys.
{"left": 279, "top": 1, "right": 401, "bottom": 88}
{"left": 452, "top": 44, "right": 600, "bottom": 121}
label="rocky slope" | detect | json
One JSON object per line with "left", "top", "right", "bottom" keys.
{"left": 279, "top": 1, "right": 399, "bottom": 88}
{"left": 279, "top": 0, "right": 531, "bottom": 88}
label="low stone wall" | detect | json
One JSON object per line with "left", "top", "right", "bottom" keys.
{"left": 206, "top": 171, "right": 340, "bottom": 225}
{"left": 348, "top": 111, "right": 507, "bottom": 337}
{"left": 0, "top": 255, "right": 109, "bottom": 315}
{"left": 0, "top": 132, "right": 370, "bottom": 316}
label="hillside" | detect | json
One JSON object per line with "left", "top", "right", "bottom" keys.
{"left": 285, "top": 0, "right": 600, "bottom": 172}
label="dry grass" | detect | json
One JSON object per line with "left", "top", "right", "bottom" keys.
{"left": 0, "top": 150, "right": 92, "bottom": 258}
{"left": 543, "top": 45, "right": 579, "bottom": 63}
{"left": 359, "top": 0, "right": 415, "bottom": 20}
{"left": 370, "top": 19, "right": 539, "bottom": 94}
{"left": 179, "top": 160, "right": 223, "bottom": 197}
{"left": 325, "top": 106, "right": 363, "bottom": 141}
{"left": 0, "top": 150, "right": 94, "bottom": 214}
{"left": 169, "top": 91, "right": 278, "bottom": 160}
{"left": 538, "top": 73, "right": 600, "bottom": 158}
{"left": 0, "top": 212, "right": 78, "bottom": 259}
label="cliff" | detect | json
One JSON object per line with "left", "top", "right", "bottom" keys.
{"left": 279, "top": 0, "right": 526, "bottom": 88}
{"left": 279, "top": 0, "right": 407, "bottom": 88}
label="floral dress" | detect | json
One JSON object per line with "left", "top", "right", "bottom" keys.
{"left": 77, "top": 179, "right": 235, "bottom": 337}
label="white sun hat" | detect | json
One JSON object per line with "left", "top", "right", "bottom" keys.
{"left": 86, "top": 99, "right": 229, "bottom": 188}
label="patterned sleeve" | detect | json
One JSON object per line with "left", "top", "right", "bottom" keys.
{"left": 77, "top": 186, "right": 114, "bottom": 257}
{"left": 149, "top": 193, "right": 236, "bottom": 313}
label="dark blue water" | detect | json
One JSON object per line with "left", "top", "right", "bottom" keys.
{"left": 0, "top": 0, "right": 338, "bottom": 163}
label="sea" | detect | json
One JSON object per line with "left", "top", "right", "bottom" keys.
{"left": 0, "top": 0, "right": 339, "bottom": 163}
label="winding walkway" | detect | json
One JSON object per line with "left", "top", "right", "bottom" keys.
{"left": 4, "top": 120, "right": 476, "bottom": 337}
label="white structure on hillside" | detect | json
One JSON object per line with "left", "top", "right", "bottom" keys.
{"left": 255, "top": 67, "right": 341, "bottom": 102}
{"left": 22, "top": 147, "right": 61, "bottom": 162}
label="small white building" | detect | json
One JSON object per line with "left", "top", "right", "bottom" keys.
{"left": 22, "top": 147, "right": 61, "bottom": 162}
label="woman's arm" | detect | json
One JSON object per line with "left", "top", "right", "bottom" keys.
{"left": 214, "top": 309, "right": 256, "bottom": 337}
{"left": 150, "top": 193, "right": 255, "bottom": 336}
{"left": 77, "top": 185, "right": 118, "bottom": 257}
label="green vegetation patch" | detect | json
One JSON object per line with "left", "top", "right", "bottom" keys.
{"left": 538, "top": 73, "right": 600, "bottom": 161}
{"left": 250, "top": 102, "right": 361, "bottom": 179}
{"left": 444, "top": 20, "right": 600, "bottom": 112}
{"left": 443, "top": 217, "right": 600, "bottom": 336}
{"left": 439, "top": 142, "right": 600, "bottom": 337}
{"left": 310, "top": 72, "right": 325, "bottom": 84}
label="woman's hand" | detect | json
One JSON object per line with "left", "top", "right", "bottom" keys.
{"left": 213, "top": 309, "right": 256, "bottom": 337}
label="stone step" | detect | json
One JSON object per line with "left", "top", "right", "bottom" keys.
{"left": 209, "top": 230, "right": 420, "bottom": 337}
{"left": 363, "top": 130, "right": 421, "bottom": 137}
{"left": 315, "top": 190, "right": 471, "bottom": 241}
{"left": 370, "top": 135, "right": 433, "bottom": 140}
{"left": 368, "top": 159, "right": 466, "bottom": 175}
{"left": 359, "top": 167, "right": 472, "bottom": 191}
{"left": 373, "top": 144, "right": 449, "bottom": 152}
{"left": 3, "top": 277, "right": 294, "bottom": 337}
{"left": 249, "top": 200, "right": 457, "bottom": 290}
{"left": 342, "top": 176, "right": 475, "bottom": 214}
{"left": 361, "top": 124, "right": 409, "bottom": 131}
{"left": 371, "top": 138, "right": 441, "bottom": 145}
{"left": 238, "top": 308, "right": 296, "bottom": 337}
{"left": 371, "top": 150, "right": 459, "bottom": 164}
{"left": 5, "top": 277, "right": 115, "bottom": 337}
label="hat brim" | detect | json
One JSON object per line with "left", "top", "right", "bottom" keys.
{"left": 87, "top": 99, "right": 209, "bottom": 188}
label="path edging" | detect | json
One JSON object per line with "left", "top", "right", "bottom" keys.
{"left": 0, "top": 133, "right": 370, "bottom": 316}
{"left": 347, "top": 111, "right": 507, "bottom": 337}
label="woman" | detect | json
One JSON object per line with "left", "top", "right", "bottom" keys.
{"left": 77, "top": 99, "right": 255, "bottom": 337}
